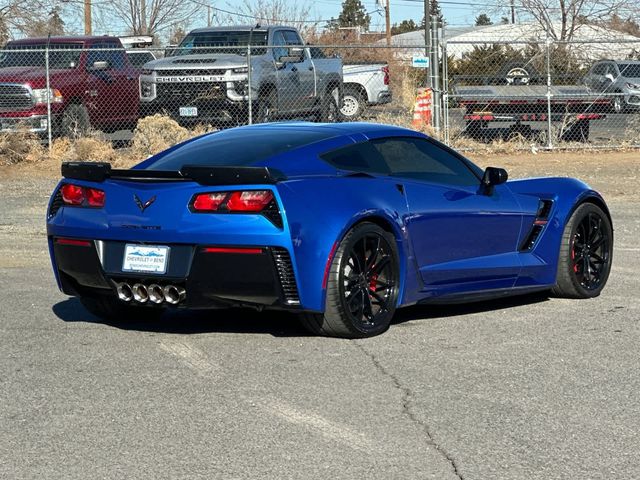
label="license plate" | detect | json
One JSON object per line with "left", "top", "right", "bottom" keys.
{"left": 122, "top": 244, "right": 170, "bottom": 274}
{"left": 179, "top": 106, "right": 198, "bottom": 117}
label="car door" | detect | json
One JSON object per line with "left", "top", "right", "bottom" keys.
{"left": 585, "top": 62, "right": 605, "bottom": 91}
{"left": 282, "top": 30, "right": 315, "bottom": 111}
{"left": 372, "top": 136, "right": 524, "bottom": 292}
{"left": 85, "top": 43, "right": 137, "bottom": 127}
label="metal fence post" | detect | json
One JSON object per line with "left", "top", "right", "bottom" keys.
{"left": 545, "top": 35, "right": 553, "bottom": 150}
{"left": 431, "top": 16, "right": 441, "bottom": 132}
{"left": 442, "top": 39, "right": 450, "bottom": 145}
{"left": 45, "top": 44, "right": 53, "bottom": 150}
{"left": 247, "top": 44, "right": 253, "bottom": 125}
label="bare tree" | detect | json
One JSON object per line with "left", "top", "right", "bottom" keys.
{"left": 517, "top": 0, "right": 635, "bottom": 40}
{"left": 222, "top": 0, "right": 319, "bottom": 36}
{"left": 101, "top": 0, "right": 202, "bottom": 37}
{"left": 0, "top": 0, "right": 50, "bottom": 40}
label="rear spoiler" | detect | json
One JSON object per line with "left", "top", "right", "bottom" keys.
{"left": 61, "top": 162, "right": 286, "bottom": 185}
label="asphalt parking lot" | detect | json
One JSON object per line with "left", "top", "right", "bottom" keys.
{"left": 1, "top": 155, "right": 639, "bottom": 479}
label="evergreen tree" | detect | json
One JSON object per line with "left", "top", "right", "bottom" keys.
{"left": 391, "top": 19, "right": 419, "bottom": 35}
{"left": 337, "top": 0, "right": 371, "bottom": 31}
{"left": 475, "top": 14, "right": 492, "bottom": 26}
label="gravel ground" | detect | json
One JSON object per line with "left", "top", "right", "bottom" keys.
{"left": 0, "top": 151, "right": 638, "bottom": 479}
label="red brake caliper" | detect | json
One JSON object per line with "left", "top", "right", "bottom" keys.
{"left": 369, "top": 273, "right": 379, "bottom": 292}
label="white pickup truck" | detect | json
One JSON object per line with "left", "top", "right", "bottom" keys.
{"left": 341, "top": 63, "right": 392, "bottom": 119}
{"left": 308, "top": 48, "right": 392, "bottom": 120}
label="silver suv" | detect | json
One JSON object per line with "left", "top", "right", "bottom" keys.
{"left": 584, "top": 60, "right": 640, "bottom": 113}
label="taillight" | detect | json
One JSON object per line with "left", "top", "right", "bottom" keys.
{"left": 226, "top": 190, "right": 273, "bottom": 212}
{"left": 61, "top": 184, "right": 84, "bottom": 205}
{"left": 190, "top": 190, "right": 274, "bottom": 213}
{"left": 59, "top": 184, "right": 105, "bottom": 208}
{"left": 382, "top": 65, "right": 389, "bottom": 85}
{"left": 193, "top": 192, "right": 228, "bottom": 212}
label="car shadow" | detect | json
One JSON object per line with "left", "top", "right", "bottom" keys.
{"left": 53, "top": 291, "right": 551, "bottom": 337}
{"left": 52, "top": 298, "right": 312, "bottom": 337}
{"left": 391, "top": 291, "right": 551, "bottom": 326}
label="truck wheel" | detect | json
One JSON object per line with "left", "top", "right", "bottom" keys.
{"left": 340, "top": 86, "right": 366, "bottom": 120}
{"left": 60, "top": 104, "right": 91, "bottom": 138}
{"left": 552, "top": 203, "right": 613, "bottom": 299}
{"left": 256, "top": 91, "right": 276, "bottom": 124}
{"left": 318, "top": 87, "right": 339, "bottom": 123}
{"left": 299, "top": 222, "right": 400, "bottom": 338}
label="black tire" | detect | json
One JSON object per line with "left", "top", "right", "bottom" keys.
{"left": 552, "top": 203, "right": 613, "bottom": 299}
{"left": 299, "top": 222, "right": 400, "bottom": 338}
{"left": 256, "top": 90, "right": 276, "bottom": 124}
{"left": 340, "top": 85, "right": 366, "bottom": 120}
{"left": 60, "top": 104, "right": 91, "bottom": 138}
{"left": 80, "top": 296, "right": 164, "bottom": 322}
{"left": 317, "top": 87, "right": 339, "bottom": 123}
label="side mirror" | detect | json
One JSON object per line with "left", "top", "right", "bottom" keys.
{"left": 278, "top": 46, "right": 304, "bottom": 64}
{"left": 605, "top": 73, "right": 615, "bottom": 82}
{"left": 481, "top": 167, "right": 508, "bottom": 195}
{"left": 89, "top": 60, "right": 109, "bottom": 71}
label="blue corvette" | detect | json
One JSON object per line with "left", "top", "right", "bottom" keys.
{"left": 47, "top": 122, "right": 613, "bottom": 337}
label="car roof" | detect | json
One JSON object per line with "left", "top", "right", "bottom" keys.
{"left": 8, "top": 36, "right": 122, "bottom": 46}
{"left": 239, "top": 121, "right": 415, "bottom": 137}
{"left": 188, "top": 25, "right": 293, "bottom": 34}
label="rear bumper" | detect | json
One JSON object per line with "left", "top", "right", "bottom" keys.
{"left": 51, "top": 237, "right": 301, "bottom": 310}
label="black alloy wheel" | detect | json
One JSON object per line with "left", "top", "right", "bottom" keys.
{"left": 340, "top": 233, "right": 397, "bottom": 330}
{"left": 553, "top": 203, "right": 613, "bottom": 298}
{"left": 570, "top": 211, "right": 611, "bottom": 291}
{"left": 299, "top": 222, "right": 400, "bottom": 338}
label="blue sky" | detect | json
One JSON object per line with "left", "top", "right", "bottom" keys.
{"left": 311, "top": 0, "right": 489, "bottom": 29}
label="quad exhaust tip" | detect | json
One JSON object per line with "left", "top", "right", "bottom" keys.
{"left": 163, "top": 285, "right": 186, "bottom": 305}
{"left": 115, "top": 282, "right": 185, "bottom": 305}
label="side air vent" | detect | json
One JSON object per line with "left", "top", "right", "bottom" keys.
{"left": 520, "top": 225, "right": 544, "bottom": 251}
{"left": 520, "top": 199, "right": 554, "bottom": 251}
{"left": 48, "top": 188, "right": 64, "bottom": 218}
{"left": 537, "top": 199, "right": 553, "bottom": 219}
{"left": 271, "top": 247, "right": 300, "bottom": 305}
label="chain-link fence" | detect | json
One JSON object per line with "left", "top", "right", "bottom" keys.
{"left": 0, "top": 37, "right": 638, "bottom": 155}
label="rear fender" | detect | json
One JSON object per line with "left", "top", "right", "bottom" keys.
{"left": 277, "top": 176, "right": 417, "bottom": 312}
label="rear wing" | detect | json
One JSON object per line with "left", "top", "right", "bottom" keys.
{"left": 61, "top": 162, "right": 286, "bottom": 185}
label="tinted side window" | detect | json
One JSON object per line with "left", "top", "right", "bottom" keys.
{"left": 88, "top": 43, "right": 125, "bottom": 70}
{"left": 272, "top": 31, "right": 287, "bottom": 60}
{"left": 283, "top": 30, "right": 303, "bottom": 45}
{"left": 371, "top": 137, "right": 480, "bottom": 186}
{"left": 321, "top": 142, "right": 390, "bottom": 174}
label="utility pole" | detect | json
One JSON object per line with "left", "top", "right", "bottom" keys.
{"left": 84, "top": 0, "right": 91, "bottom": 35}
{"left": 384, "top": 0, "right": 391, "bottom": 46}
{"left": 510, "top": 0, "right": 515, "bottom": 23}
{"left": 141, "top": 0, "right": 147, "bottom": 34}
{"left": 424, "top": 0, "right": 431, "bottom": 87}
{"left": 208, "top": 5, "right": 212, "bottom": 27}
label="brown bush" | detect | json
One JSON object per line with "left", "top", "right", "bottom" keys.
{"left": 130, "top": 114, "right": 215, "bottom": 165}
{"left": 0, "top": 130, "right": 45, "bottom": 166}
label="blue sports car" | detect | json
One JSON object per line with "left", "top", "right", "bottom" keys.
{"left": 47, "top": 122, "right": 613, "bottom": 338}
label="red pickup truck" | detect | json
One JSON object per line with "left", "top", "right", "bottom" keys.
{"left": 0, "top": 36, "right": 140, "bottom": 137}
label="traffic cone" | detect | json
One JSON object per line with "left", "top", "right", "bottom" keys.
{"left": 412, "top": 88, "right": 433, "bottom": 129}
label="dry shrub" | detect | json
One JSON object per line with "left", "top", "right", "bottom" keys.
{"left": 0, "top": 130, "right": 45, "bottom": 165}
{"left": 130, "top": 114, "right": 215, "bottom": 164}
{"left": 65, "top": 135, "right": 119, "bottom": 163}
